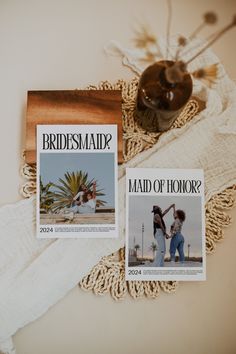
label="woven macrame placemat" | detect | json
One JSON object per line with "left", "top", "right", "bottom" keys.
{"left": 21, "top": 78, "right": 236, "bottom": 301}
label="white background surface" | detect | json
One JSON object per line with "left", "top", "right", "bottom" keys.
{"left": 0, "top": 1, "right": 236, "bottom": 353}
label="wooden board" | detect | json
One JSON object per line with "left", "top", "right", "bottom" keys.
{"left": 25, "top": 90, "right": 123, "bottom": 164}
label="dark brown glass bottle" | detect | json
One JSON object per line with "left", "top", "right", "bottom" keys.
{"left": 135, "top": 60, "right": 193, "bottom": 132}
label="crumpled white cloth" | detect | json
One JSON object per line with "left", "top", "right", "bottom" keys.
{"left": 1, "top": 41, "right": 236, "bottom": 353}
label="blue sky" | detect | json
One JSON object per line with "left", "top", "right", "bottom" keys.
{"left": 40, "top": 152, "right": 115, "bottom": 206}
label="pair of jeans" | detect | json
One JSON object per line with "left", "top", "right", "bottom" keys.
{"left": 153, "top": 229, "right": 166, "bottom": 267}
{"left": 170, "top": 232, "right": 185, "bottom": 263}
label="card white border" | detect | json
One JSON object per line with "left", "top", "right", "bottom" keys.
{"left": 125, "top": 168, "right": 206, "bottom": 281}
{"left": 36, "top": 124, "right": 118, "bottom": 238}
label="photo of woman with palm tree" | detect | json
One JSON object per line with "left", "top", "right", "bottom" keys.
{"left": 63, "top": 181, "right": 97, "bottom": 220}
{"left": 39, "top": 152, "right": 116, "bottom": 226}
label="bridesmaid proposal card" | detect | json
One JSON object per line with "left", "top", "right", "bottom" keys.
{"left": 37, "top": 124, "right": 118, "bottom": 238}
{"left": 125, "top": 168, "right": 206, "bottom": 281}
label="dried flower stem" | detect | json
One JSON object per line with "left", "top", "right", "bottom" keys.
{"left": 186, "top": 20, "right": 236, "bottom": 65}
{"left": 206, "top": 29, "right": 221, "bottom": 41}
{"left": 179, "top": 41, "right": 207, "bottom": 62}
{"left": 175, "top": 47, "right": 181, "bottom": 61}
{"left": 166, "top": 0, "right": 172, "bottom": 59}
{"left": 189, "top": 12, "right": 218, "bottom": 39}
{"left": 175, "top": 37, "right": 187, "bottom": 61}
{"left": 191, "top": 63, "right": 219, "bottom": 87}
{"left": 133, "top": 23, "right": 163, "bottom": 60}
{"left": 189, "top": 22, "right": 205, "bottom": 40}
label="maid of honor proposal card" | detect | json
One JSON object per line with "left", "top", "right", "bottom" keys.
{"left": 125, "top": 168, "right": 206, "bottom": 281}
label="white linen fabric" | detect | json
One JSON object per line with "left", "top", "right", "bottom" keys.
{"left": 0, "top": 41, "right": 236, "bottom": 353}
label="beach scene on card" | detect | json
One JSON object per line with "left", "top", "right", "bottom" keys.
{"left": 125, "top": 168, "right": 206, "bottom": 281}
{"left": 36, "top": 124, "right": 118, "bottom": 238}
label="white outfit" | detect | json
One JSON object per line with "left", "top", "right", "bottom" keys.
{"left": 77, "top": 199, "right": 96, "bottom": 214}
{"left": 65, "top": 197, "right": 96, "bottom": 215}
{"left": 153, "top": 229, "right": 166, "bottom": 267}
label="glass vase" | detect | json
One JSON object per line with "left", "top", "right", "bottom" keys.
{"left": 135, "top": 60, "right": 193, "bottom": 132}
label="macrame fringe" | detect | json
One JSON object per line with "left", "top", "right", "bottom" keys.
{"left": 205, "top": 185, "right": 236, "bottom": 253}
{"left": 20, "top": 164, "right": 37, "bottom": 197}
{"left": 20, "top": 78, "right": 236, "bottom": 300}
{"left": 79, "top": 248, "right": 178, "bottom": 300}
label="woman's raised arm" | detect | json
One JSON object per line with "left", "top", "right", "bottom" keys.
{"left": 92, "top": 182, "right": 96, "bottom": 199}
{"left": 162, "top": 203, "right": 175, "bottom": 217}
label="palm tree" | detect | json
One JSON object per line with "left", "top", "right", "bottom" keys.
{"left": 49, "top": 171, "right": 106, "bottom": 212}
{"left": 134, "top": 244, "right": 140, "bottom": 258}
{"left": 40, "top": 177, "right": 54, "bottom": 213}
{"left": 149, "top": 242, "right": 157, "bottom": 260}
